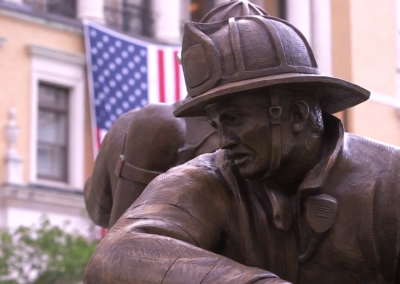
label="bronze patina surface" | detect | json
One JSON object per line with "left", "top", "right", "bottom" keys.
{"left": 84, "top": 0, "right": 268, "bottom": 229}
{"left": 84, "top": 11, "right": 400, "bottom": 284}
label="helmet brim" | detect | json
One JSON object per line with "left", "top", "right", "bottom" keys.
{"left": 174, "top": 73, "right": 370, "bottom": 117}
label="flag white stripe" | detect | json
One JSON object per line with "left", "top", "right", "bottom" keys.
{"left": 164, "top": 48, "right": 176, "bottom": 104}
{"left": 147, "top": 45, "right": 160, "bottom": 104}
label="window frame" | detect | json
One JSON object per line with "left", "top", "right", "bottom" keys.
{"left": 29, "top": 45, "right": 86, "bottom": 189}
{"left": 36, "top": 82, "right": 70, "bottom": 183}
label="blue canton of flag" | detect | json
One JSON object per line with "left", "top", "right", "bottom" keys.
{"left": 83, "top": 21, "right": 185, "bottom": 153}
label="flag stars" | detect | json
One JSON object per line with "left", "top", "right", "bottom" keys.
{"left": 96, "top": 41, "right": 104, "bottom": 49}
{"left": 89, "top": 26, "right": 172, "bottom": 132}
{"left": 110, "top": 97, "right": 117, "bottom": 105}
{"left": 90, "top": 29, "right": 97, "bottom": 37}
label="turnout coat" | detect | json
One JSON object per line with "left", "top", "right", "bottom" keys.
{"left": 85, "top": 116, "right": 400, "bottom": 284}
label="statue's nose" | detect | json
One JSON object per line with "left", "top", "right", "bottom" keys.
{"left": 220, "top": 137, "right": 236, "bottom": 150}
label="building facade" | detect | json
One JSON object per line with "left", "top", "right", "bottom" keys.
{"left": 0, "top": 0, "right": 398, "bottom": 237}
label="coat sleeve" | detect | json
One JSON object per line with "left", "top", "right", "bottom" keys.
{"left": 84, "top": 162, "right": 290, "bottom": 284}
{"left": 84, "top": 131, "right": 113, "bottom": 228}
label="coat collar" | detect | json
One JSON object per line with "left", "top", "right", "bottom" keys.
{"left": 298, "top": 114, "right": 344, "bottom": 195}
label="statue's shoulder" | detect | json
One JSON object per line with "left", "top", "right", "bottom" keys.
{"left": 110, "top": 103, "right": 179, "bottom": 134}
{"left": 133, "top": 151, "right": 225, "bottom": 201}
{"left": 344, "top": 133, "right": 400, "bottom": 171}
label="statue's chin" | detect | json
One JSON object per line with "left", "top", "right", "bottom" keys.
{"left": 240, "top": 167, "right": 271, "bottom": 182}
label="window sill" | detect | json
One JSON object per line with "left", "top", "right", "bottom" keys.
{"left": 32, "top": 178, "right": 81, "bottom": 192}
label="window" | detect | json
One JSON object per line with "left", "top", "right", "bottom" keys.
{"left": 29, "top": 44, "right": 86, "bottom": 189}
{"left": 23, "top": 0, "right": 77, "bottom": 19}
{"left": 36, "top": 83, "right": 69, "bottom": 182}
{"left": 104, "top": 0, "right": 154, "bottom": 38}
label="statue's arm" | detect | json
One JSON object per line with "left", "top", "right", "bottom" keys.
{"left": 84, "top": 166, "right": 289, "bottom": 284}
{"left": 109, "top": 104, "right": 187, "bottom": 227}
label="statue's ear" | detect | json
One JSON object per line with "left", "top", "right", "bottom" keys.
{"left": 291, "top": 100, "right": 310, "bottom": 133}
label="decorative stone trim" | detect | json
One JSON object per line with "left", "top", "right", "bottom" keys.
{"left": 0, "top": 184, "right": 85, "bottom": 209}
{"left": 28, "top": 44, "right": 86, "bottom": 66}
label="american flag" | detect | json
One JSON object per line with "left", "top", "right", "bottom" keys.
{"left": 83, "top": 21, "right": 186, "bottom": 238}
{"left": 83, "top": 20, "right": 186, "bottom": 155}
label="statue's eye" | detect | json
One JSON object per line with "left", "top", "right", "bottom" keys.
{"left": 207, "top": 116, "right": 217, "bottom": 128}
{"left": 229, "top": 115, "right": 242, "bottom": 124}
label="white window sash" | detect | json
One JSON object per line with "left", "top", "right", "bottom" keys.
{"left": 28, "top": 45, "right": 86, "bottom": 189}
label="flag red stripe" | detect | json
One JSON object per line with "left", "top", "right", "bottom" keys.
{"left": 173, "top": 51, "right": 180, "bottom": 102}
{"left": 158, "top": 50, "right": 166, "bottom": 103}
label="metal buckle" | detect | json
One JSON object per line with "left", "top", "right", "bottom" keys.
{"left": 115, "top": 155, "right": 125, "bottom": 177}
{"left": 269, "top": 106, "right": 282, "bottom": 125}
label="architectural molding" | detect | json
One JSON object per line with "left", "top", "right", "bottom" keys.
{"left": 369, "top": 92, "right": 400, "bottom": 109}
{"left": 0, "top": 3, "right": 83, "bottom": 34}
{"left": 28, "top": 44, "right": 85, "bottom": 66}
{"left": 4, "top": 108, "right": 23, "bottom": 185}
{"left": 29, "top": 45, "right": 86, "bottom": 190}
{"left": 286, "top": 0, "right": 312, "bottom": 43}
{"left": 311, "top": 0, "right": 332, "bottom": 75}
{"left": 77, "top": 0, "right": 105, "bottom": 24}
{"left": 0, "top": 184, "right": 84, "bottom": 209}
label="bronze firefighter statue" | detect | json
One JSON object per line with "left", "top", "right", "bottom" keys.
{"left": 84, "top": 14, "right": 400, "bottom": 284}
{"left": 84, "top": 0, "right": 269, "bottom": 230}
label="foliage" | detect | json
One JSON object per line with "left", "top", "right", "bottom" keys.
{"left": 0, "top": 217, "right": 99, "bottom": 284}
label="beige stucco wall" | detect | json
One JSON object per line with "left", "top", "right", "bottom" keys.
{"left": 352, "top": 101, "right": 400, "bottom": 145}
{"left": 263, "top": 0, "right": 279, "bottom": 17}
{"left": 331, "top": 0, "right": 400, "bottom": 144}
{"left": 0, "top": 14, "right": 89, "bottom": 184}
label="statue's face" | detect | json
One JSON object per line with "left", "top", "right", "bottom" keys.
{"left": 205, "top": 94, "right": 273, "bottom": 180}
